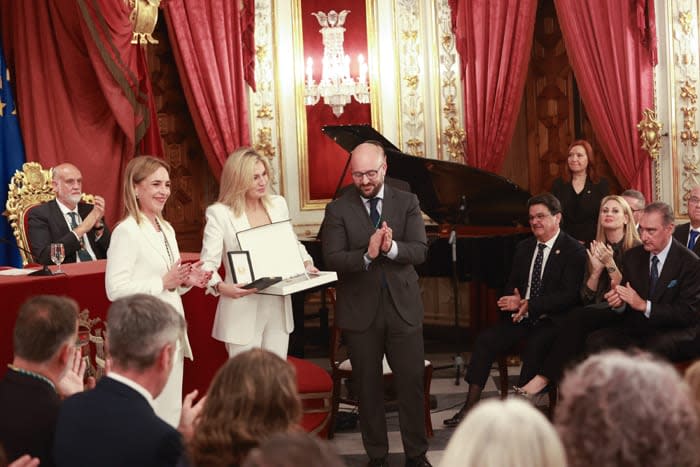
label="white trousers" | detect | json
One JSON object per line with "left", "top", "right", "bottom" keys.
{"left": 225, "top": 306, "right": 289, "bottom": 359}
{"left": 153, "top": 345, "right": 184, "bottom": 427}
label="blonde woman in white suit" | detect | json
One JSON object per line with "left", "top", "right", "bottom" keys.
{"left": 105, "top": 156, "right": 211, "bottom": 427}
{"left": 200, "top": 147, "right": 316, "bottom": 359}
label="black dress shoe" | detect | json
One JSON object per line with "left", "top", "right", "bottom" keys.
{"left": 443, "top": 405, "right": 467, "bottom": 427}
{"left": 367, "top": 457, "right": 388, "bottom": 467}
{"left": 405, "top": 454, "right": 432, "bottom": 467}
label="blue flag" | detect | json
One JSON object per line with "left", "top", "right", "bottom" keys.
{"left": 0, "top": 39, "right": 27, "bottom": 267}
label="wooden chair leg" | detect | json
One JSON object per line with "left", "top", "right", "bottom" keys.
{"left": 423, "top": 364, "right": 434, "bottom": 438}
{"left": 497, "top": 356, "right": 509, "bottom": 399}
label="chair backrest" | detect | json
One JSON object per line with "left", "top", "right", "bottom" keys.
{"left": 4, "top": 162, "right": 94, "bottom": 266}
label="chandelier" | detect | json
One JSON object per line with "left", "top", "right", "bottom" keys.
{"left": 304, "top": 10, "right": 370, "bottom": 118}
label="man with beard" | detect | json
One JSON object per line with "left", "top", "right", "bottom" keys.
{"left": 28, "top": 163, "right": 110, "bottom": 264}
{"left": 322, "top": 141, "right": 431, "bottom": 467}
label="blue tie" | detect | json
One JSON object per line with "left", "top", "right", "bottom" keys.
{"left": 649, "top": 255, "right": 659, "bottom": 296}
{"left": 368, "top": 197, "right": 380, "bottom": 228}
{"left": 529, "top": 243, "right": 546, "bottom": 298}
{"left": 689, "top": 230, "right": 699, "bottom": 250}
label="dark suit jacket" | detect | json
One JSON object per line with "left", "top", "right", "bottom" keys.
{"left": 27, "top": 199, "right": 110, "bottom": 265}
{"left": 322, "top": 185, "right": 427, "bottom": 331}
{"left": 505, "top": 231, "right": 587, "bottom": 321}
{"left": 620, "top": 239, "right": 700, "bottom": 330}
{"left": 672, "top": 222, "right": 700, "bottom": 255}
{"left": 0, "top": 369, "right": 60, "bottom": 467}
{"left": 53, "top": 377, "right": 182, "bottom": 467}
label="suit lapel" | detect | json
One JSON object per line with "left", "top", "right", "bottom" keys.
{"left": 651, "top": 241, "right": 680, "bottom": 301}
{"left": 540, "top": 233, "right": 564, "bottom": 286}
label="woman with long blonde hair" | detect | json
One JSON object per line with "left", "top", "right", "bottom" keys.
{"left": 199, "top": 147, "right": 316, "bottom": 359}
{"left": 105, "top": 155, "right": 211, "bottom": 426}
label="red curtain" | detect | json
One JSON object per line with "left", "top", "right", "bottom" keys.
{"left": 554, "top": 0, "right": 656, "bottom": 197}
{"left": 449, "top": 0, "right": 537, "bottom": 172}
{"left": 163, "top": 0, "right": 253, "bottom": 180}
{"left": 0, "top": 0, "right": 162, "bottom": 225}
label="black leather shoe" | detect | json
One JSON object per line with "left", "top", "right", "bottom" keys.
{"left": 443, "top": 405, "right": 467, "bottom": 427}
{"left": 405, "top": 454, "right": 432, "bottom": 467}
{"left": 367, "top": 457, "right": 388, "bottom": 467}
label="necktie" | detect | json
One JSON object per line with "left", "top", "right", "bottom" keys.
{"left": 67, "top": 212, "right": 93, "bottom": 262}
{"left": 529, "top": 243, "right": 546, "bottom": 298}
{"left": 649, "top": 255, "right": 659, "bottom": 296}
{"left": 689, "top": 230, "right": 699, "bottom": 250}
{"left": 368, "top": 197, "right": 380, "bottom": 228}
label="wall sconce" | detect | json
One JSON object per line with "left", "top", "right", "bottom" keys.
{"left": 304, "top": 10, "right": 369, "bottom": 118}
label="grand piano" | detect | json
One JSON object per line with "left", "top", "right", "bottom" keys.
{"left": 291, "top": 124, "right": 533, "bottom": 351}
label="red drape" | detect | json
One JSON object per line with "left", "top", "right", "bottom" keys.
{"left": 163, "top": 0, "right": 253, "bottom": 179}
{"left": 554, "top": 0, "right": 655, "bottom": 197}
{"left": 0, "top": 0, "right": 162, "bottom": 226}
{"left": 449, "top": 0, "right": 537, "bottom": 172}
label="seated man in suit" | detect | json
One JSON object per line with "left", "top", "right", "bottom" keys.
{"left": 588, "top": 202, "right": 700, "bottom": 360}
{"left": 444, "top": 193, "right": 586, "bottom": 427}
{"left": 53, "top": 294, "right": 204, "bottom": 467}
{"left": 0, "top": 295, "right": 87, "bottom": 467}
{"left": 28, "top": 163, "right": 110, "bottom": 265}
{"left": 673, "top": 185, "right": 700, "bottom": 255}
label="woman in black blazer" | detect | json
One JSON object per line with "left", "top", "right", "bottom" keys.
{"left": 551, "top": 140, "right": 609, "bottom": 245}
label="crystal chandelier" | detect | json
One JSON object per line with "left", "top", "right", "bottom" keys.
{"left": 304, "top": 10, "right": 370, "bottom": 118}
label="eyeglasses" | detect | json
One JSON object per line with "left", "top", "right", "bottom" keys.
{"left": 689, "top": 197, "right": 700, "bottom": 205}
{"left": 351, "top": 165, "right": 384, "bottom": 181}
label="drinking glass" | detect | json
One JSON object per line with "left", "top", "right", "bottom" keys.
{"left": 50, "top": 243, "right": 65, "bottom": 273}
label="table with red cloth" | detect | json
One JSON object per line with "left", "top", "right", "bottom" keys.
{"left": 0, "top": 256, "right": 332, "bottom": 436}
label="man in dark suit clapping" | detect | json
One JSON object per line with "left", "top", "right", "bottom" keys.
{"left": 444, "top": 193, "right": 586, "bottom": 427}
{"left": 588, "top": 202, "right": 700, "bottom": 360}
{"left": 322, "top": 141, "right": 430, "bottom": 467}
{"left": 53, "top": 294, "right": 204, "bottom": 467}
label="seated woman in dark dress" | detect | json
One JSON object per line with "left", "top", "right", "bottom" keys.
{"left": 516, "top": 195, "right": 641, "bottom": 395}
{"left": 552, "top": 140, "right": 609, "bottom": 244}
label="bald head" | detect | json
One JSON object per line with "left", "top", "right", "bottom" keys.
{"left": 53, "top": 163, "right": 83, "bottom": 209}
{"left": 350, "top": 141, "right": 386, "bottom": 199}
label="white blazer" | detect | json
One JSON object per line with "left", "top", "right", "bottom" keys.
{"left": 200, "top": 196, "right": 312, "bottom": 345}
{"left": 105, "top": 215, "right": 193, "bottom": 359}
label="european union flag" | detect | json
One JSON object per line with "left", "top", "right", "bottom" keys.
{"left": 0, "top": 38, "right": 26, "bottom": 267}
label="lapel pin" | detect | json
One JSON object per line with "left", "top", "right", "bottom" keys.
{"left": 555, "top": 249, "right": 560, "bottom": 255}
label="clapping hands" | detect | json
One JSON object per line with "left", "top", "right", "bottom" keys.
{"left": 183, "top": 260, "right": 213, "bottom": 288}
{"left": 368, "top": 222, "right": 393, "bottom": 259}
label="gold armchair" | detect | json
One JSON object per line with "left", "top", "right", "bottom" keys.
{"left": 4, "top": 162, "right": 94, "bottom": 266}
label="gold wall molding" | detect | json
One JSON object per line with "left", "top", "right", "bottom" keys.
{"left": 434, "top": 0, "right": 465, "bottom": 161}
{"left": 394, "top": 0, "right": 425, "bottom": 157}
{"left": 251, "top": 0, "right": 284, "bottom": 193}
{"left": 669, "top": 0, "right": 700, "bottom": 213}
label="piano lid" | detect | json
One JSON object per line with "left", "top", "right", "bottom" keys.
{"left": 322, "top": 124, "right": 531, "bottom": 226}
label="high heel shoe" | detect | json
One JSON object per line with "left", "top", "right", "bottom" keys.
{"left": 512, "top": 385, "right": 549, "bottom": 405}
{"left": 443, "top": 404, "right": 468, "bottom": 428}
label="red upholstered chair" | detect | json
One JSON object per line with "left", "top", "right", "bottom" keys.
{"left": 288, "top": 356, "right": 333, "bottom": 439}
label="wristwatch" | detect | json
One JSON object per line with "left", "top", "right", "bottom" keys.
{"left": 606, "top": 266, "right": 617, "bottom": 273}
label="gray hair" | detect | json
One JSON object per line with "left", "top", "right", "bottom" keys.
{"left": 621, "top": 189, "right": 646, "bottom": 209}
{"left": 106, "top": 294, "right": 184, "bottom": 371}
{"left": 644, "top": 201, "right": 674, "bottom": 225}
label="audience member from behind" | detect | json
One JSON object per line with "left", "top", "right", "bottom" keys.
{"left": 674, "top": 185, "right": 700, "bottom": 255}
{"left": 28, "top": 163, "right": 110, "bottom": 264}
{"left": 621, "top": 189, "right": 646, "bottom": 229}
{"left": 186, "top": 349, "right": 302, "bottom": 467}
{"left": 241, "top": 432, "right": 346, "bottom": 467}
{"left": 0, "top": 295, "right": 86, "bottom": 467}
{"left": 53, "top": 294, "right": 204, "bottom": 467}
{"left": 440, "top": 398, "right": 566, "bottom": 467}
{"left": 551, "top": 140, "right": 609, "bottom": 244}
{"left": 555, "top": 351, "right": 700, "bottom": 467}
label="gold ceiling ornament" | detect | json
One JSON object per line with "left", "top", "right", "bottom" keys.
{"left": 680, "top": 81, "right": 697, "bottom": 104}
{"left": 443, "top": 114, "right": 466, "bottom": 161}
{"left": 680, "top": 106, "right": 699, "bottom": 146}
{"left": 127, "top": 0, "right": 160, "bottom": 45}
{"left": 254, "top": 127, "right": 276, "bottom": 160}
{"left": 637, "top": 108, "right": 663, "bottom": 160}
